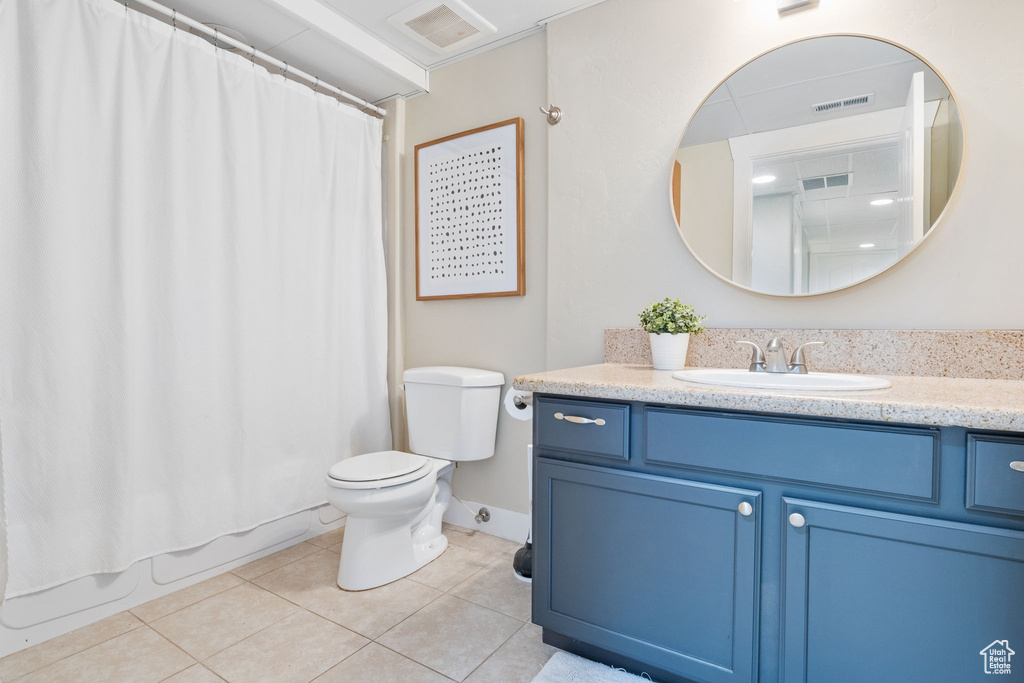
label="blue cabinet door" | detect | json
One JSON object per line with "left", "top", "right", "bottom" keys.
{"left": 534, "top": 458, "right": 761, "bottom": 683}
{"left": 781, "top": 498, "right": 1024, "bottom": 683}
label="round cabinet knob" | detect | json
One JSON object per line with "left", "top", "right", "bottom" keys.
{"left": 789, "top": 512, "right": 807, "bottom": 528}
{"left": 737, "top": 502, "right": 753, "bottom": 517}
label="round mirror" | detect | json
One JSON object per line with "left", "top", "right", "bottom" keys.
{"left": 671, "top": 35, "right": 964, "bottom": 296}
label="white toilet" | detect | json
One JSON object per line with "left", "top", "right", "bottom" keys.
{"left": 325, "top": 366, "right": 504, "bottom": 591}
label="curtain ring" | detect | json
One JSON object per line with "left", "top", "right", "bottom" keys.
{"left": 171, "top": 9, "right": 177, "bottom": 30}
{"left": 248, "top": 45, "right": 257, "bottom": 68}
{"left": 281, "top": 62, "right": 289, "bottom": 79}
{"left": 213, "top": 27, "right": 220, "bottom": 49}
{"left": 312, "top": 77, "right": 319, "bottom": 94}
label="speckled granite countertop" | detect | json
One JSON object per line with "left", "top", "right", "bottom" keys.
{"left": 513, "top": 364, "right": 1024, "bottom": 432}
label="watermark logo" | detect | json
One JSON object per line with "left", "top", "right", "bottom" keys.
{"left": 980, "top": 640, "right": 1014, "bottom": 675}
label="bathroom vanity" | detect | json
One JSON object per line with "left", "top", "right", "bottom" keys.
{"left": 515, "top": 364, "right": 1024, "bottom": 683}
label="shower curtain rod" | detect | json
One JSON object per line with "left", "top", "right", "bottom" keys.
{"left": 130, "top": 0, "right": 387, "bottom": 117}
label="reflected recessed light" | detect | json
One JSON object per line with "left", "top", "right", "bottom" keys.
{"left": 870, "top": 198, "right": 894, "bottom": 206}
{"left": 860, "top": 243, "right": 876, "bottom": 248}
{"left": 752, "top": 175, "right": 776, "bottom": 184}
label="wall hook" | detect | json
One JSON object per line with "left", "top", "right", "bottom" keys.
{"left": 539, "top": 104, "right": 562, "bottom": 125}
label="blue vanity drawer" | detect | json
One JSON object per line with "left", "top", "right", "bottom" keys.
{"left": 535, "top": 397, "right": 629, "bottom": 460}
{"left": 644, "top": 407, "right": 938, "bottom": 501}
{"left": 967, "top": 435, "right": 1024, "bottom": 516}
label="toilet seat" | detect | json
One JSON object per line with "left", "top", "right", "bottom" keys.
{"left": 326, "top": 451, "right": 435, "bottom": 490}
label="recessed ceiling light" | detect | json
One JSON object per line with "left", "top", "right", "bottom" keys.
{"left": 870, "top": 198, "right": 894, "bottom": 206}
{"left": 860, "top": 243, "right": 876, "bottom": 248}
{"left": 752, "top": 175, "right": 776, "bottom": 184}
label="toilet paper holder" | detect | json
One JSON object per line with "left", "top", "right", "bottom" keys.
{"left": 512, "top": 394, "right": 532, "bottom": 410}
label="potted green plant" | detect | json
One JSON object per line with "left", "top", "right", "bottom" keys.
{"left": 638, "top": 298, "right": 706, "bottom": 370}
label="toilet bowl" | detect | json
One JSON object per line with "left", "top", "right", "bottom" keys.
{"left": 324, "top": 365, "right": 504, "bottom": 591}
{"left": 325, "top": 451, "right": 454, "bottom": 590}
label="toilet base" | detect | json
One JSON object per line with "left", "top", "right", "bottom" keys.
{"left": 336, "top": 471, "right": 453, "bottom": 591}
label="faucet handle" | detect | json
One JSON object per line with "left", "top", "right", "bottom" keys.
{"left": 789, "top": 341, "right": 825, "bottom": 373}
{"left": 736, "top": 340, "right": 766, "bottom": 372}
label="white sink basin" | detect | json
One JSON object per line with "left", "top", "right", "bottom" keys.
{"left": 672, "top": 368, "right": 892, "bottom": 391}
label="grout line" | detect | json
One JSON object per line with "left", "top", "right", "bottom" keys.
{"left": 458, "top": 622, "right": 524, "bottom": 683}
{"left": 191, "top": 605, "right": 302, "bottom": 664}
{"left": 6, "top": 616, "right": 149, "bottom": 682}
{"left": 371, "top": 640, "right": 460, "bottom": 681}
{"left": 150, "top": 627, "right": 205, "bottom": 682}
{"left": 364, "top": 584, "right": 448, "bottom": 641}
{"left": 308, "top": 640, "right": 375, "bottom": 682}
{"left": 230, "top": 541, "right": 323, "bottom": 581}
{"left": 132, "top": 574, "right": 244, "bottom": 624}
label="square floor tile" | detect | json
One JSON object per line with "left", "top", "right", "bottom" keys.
{"left": 18, "top": 626, "right": 194, "bottom": 683}
{"left": 150, "top": 583, "right": 298, "bottom": 660}
{"left": 450, "top": 555, "right": 532, "bottom": 621}
{"left": 377, "top": 595, "right": 521, "bottom": 681}
{"left": 443, "top": 524, "right": 522, "bottom": 560}
{"left": 251, "top": 549, "right": 340, "bottom": 606}
{"left": 253, "top": 550, "right": 441, "bottom": 639}
{"left": 131, "top": 573, "right": 244, "bottom": 623}
{"left": 308, "top": 527, "right": 345, "bottom": 549}
{"left": 0, "top": 611, "right": 143, "bottom": 680}
{"left": 408, "top": 544, "right": 492, "bottom": 592}
{"left": 464, "top": 623, "right": 559, "bottom": 683}
{"left": 314, "top": 643, "right": 451, "bottom": 683}
{"left": 232, "top": 542, "right": 321, "bottom": 581}
{"left": 205, "top": 611, "right": 367, "bottom": 683}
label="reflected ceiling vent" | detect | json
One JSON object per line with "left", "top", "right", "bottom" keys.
{"left": 802, "top": 173, "right": 850, "bottom": 191}
{"left": 812, "top": 93, "right": 875, "bottom": 114}
{"left": 388, "top": 0, "right": 496, "bottom": 54}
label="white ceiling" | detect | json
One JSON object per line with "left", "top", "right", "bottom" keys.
{"left": 682, "top": 35, "right": 952, "bottom": 148}
{"left": 129, "top": 0, "right": 606, "bottom": 104}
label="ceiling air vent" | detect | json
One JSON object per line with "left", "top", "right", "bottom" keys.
{"left": 802, "top": 173, "right": 851, "bottom": 191}
{"left": 388, "top": 0, "right": 496, "bottom": 54}
{"left": 812, "top": 93, "right": 875, "bottom": 114}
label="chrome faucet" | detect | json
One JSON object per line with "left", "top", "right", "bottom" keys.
{"left": 736, "top": 338, "right": 824, "bottom": 374}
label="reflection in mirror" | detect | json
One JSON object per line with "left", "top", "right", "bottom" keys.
{"left": 672, "top": 36, "right": 963, "bottom": 296}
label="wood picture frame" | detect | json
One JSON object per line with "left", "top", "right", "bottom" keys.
{"left": 414, "top": 118, "right": 525, "bottom": 300}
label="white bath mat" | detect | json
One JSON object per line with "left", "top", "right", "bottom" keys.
{"left": 533, "top": 652, "right": 657, "bottom": 682}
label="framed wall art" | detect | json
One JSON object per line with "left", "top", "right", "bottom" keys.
{"left": 415, "top": 118, "right": 525, "bottom": 300}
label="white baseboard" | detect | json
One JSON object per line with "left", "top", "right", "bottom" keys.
{"left": 443, "top": 497, "right": 530, "bottom": 545}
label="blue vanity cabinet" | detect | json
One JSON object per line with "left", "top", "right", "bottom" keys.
{"left": 533, "top": 458, "right": 762, "bottom": 683}
{"left": 780, "top": 498, "right": 1024, "bottom": 683}
{"left": 531, "top": 394, "right": 1024, "bottom": 683}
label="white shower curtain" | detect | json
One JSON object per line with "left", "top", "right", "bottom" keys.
{"left": 0, "top": 0, "right": 391, "bottom": 598}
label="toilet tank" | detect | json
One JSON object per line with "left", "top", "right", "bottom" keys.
{"left": 403, "top": 366, "right": 505, "bottom": 461}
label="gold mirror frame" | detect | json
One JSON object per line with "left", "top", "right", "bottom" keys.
{"left": 669, "top": 33, "right": 967, "bottom": 298}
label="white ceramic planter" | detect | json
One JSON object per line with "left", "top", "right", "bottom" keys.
{"left": 649, "top": 332, "right": 690, "bottom": 371}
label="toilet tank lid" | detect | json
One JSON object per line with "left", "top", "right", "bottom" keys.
{"left": 403, "top": 366, "right": 505, "bottom": 387}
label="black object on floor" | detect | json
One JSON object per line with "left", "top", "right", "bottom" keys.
{"left": 513, "top": 541, "right": 532, "bottom": 581}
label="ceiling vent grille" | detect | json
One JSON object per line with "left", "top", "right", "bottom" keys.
{"left": 802, "top": 173, "right": 851, "bottom": 191}
{"left": 812, "top": 93, "right": 875, "bottom": 114}
{"left": 388, "top": 0, "right": 496, "bottom": 54}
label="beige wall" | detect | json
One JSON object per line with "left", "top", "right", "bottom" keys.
{"left": 397, "top": 0, "right": 1023, "bottom": 512}
{"left": 676, "top": 140, "right": 734, "bottom": 278}
{"left": 401, "top": 34, "right": 548, "bottom": 514}
{"left": 545, "top": 0, "right": 1024, "bottom": 369}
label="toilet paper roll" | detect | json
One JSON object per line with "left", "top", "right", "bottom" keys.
{"left": 504, "top": 388, "right": 534, "bottom": 421}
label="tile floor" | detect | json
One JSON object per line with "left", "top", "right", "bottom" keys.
{"left": 0, "top": 524, "right": 559, "bottom": 683}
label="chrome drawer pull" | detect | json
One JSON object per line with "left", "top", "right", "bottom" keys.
{"left": 553, "top": 412, "right": 606, "bottom": 426}
{"left": 789, "top": 512, "right": 807, "bottom": 528}
{"left": 1011, "top": 461, "right": 1024, "bottom": 472}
